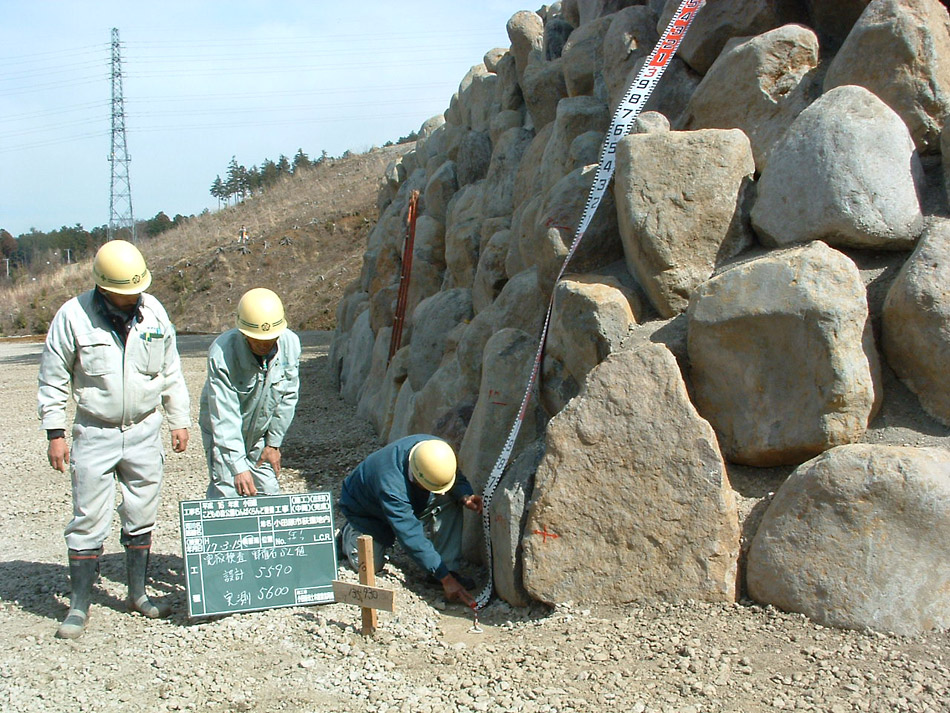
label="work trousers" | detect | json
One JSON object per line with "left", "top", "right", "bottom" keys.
{"left": 65, "top": 410, "right": 165, "bottom": 550}
{"left": 202, "top": 430, "right": 279, "bottom": 500}
{"left": 340, "top": 494, "right": 463, "bottom": 574}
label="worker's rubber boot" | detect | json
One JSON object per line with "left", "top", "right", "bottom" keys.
{"left": 56, "top": 548, "right": 101, "bottom": 639}
{"left": 122, "top": 532, "right": 170, "bottom": 619}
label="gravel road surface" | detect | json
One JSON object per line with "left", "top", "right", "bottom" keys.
{"left": 1, "top": 332, "right": 948, "bottom": 713}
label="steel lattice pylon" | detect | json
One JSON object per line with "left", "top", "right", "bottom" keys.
{"left": 108, "top": 27, "right": 135, "bottom": 243}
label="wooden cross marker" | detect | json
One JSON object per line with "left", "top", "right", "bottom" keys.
{"left": 332, "top": 534, "right": 396, "bottom": 636}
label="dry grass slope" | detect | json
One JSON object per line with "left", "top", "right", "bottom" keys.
{"left": 0, "top": 144, "right": 411, "bottom": 337}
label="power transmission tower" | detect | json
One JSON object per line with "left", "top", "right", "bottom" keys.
{"left": 108, "top": 27, "right": 135, "bottom": 243}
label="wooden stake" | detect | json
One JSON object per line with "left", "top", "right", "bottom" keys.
{"left": 332, "top": 534, "right": 397, "bottom": 636}
{"left": 358, "top": 534, "right": 378, "bottom": 635}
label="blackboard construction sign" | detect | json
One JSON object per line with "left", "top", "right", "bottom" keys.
{"left": 179, "top": 492, "right": 337, "bottom": 617}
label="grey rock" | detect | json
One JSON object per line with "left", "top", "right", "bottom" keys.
{"left": 823, "top": 0, "right": 950, "bottom": 154}
{"left": 687, "top": 242, "right": 882, "bottom": 466}
{"left": 523, "top": 343, "right": 740, "bottom": 606}
{"left": 747, "top": 444, "right": 950, "bottom": 635}
{"left": 882, "top": 218, "right": 950, "bottom": 426}
{"left": 751, "top": 85, "right": 924, "bottom": 250}
{"left": 615, "top": 128, "right": 755, "bottom": 318}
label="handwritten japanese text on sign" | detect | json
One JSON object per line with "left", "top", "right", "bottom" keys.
{"left": 179, "top": 492, "right": 337, "bottom": 617}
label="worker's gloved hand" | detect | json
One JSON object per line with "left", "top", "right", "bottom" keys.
{"left": 441, "top": 573, "right": 476, "bottom": 607}
{"left": 234, "top": 471, "right": 257, "bottom": 497}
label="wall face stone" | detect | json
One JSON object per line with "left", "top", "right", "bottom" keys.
{"left": 330, "top": 1, "right": 950, "bottom": 627}
{"left": 523, "top": 344, "right": 739, "bottom": 606}
{"left": 747, "top": 444, "right": 950, "bottom": 636}
{"left": 687, "top": 242, "right": 882, "bottom": 467}
{"left": 751, "top": 85, "right": 924, "bottom": 251}
{"left": 614, "top": 128, "right": 755, "bottom": 318}
{"left": 823, "top": 0, "right": 950, "bottom": 154}
{"left": 680, "top": 23, "right": 821, "bottom": 171}
{"left": 882, "top": 218, "right": 950, "bottom": 426}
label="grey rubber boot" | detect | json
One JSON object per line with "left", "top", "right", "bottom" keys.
{"left": 122, "top": 532, "right": 170, "bottom": 619}
{"left": 56, "top": 548, "right": 101, "bottom": 639}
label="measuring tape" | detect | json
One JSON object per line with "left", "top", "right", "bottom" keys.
{"left": 475, "top": 0, "right": 705, "bottom": 609}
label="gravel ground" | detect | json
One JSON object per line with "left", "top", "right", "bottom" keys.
{"left": 1, "top": 331, "right": 949, "bottom": 713}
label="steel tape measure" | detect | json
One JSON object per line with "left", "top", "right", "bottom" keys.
{"left": 475, "top": 0, "right": 705, "bottom": 609}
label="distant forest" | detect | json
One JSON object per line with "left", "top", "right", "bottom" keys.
{"left": 210, "top": 147, "right": 325, "bottom": 206}
{"left": 0, "top": 213, "right": 188, "bottom": 281}
{"left": 2, "top": 134, "right": 417, "bottom": 281}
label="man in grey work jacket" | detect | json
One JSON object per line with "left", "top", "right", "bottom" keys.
{"left": 200, "top": 288, "right": 301, "bottom": 499}
{"left": 37, "top": 239, "right": 191, "bottom": 640}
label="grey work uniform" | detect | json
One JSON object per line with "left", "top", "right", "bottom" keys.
{"left": 37, "top": 289, "right": 191, "bottom": 551}
{"left": 199, "top": 328, "right": 301, "bottom": 499}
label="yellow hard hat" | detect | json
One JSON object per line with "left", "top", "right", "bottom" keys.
{"left": 408, "top": 439, "right": 457, "bottom": 494}
{"left": 237, "top": 287, "right": 286, "bottom": 339}
{"left": 93, "top": 240, "right": 151, "bottom": 294}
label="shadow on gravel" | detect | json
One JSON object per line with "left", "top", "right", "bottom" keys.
{"left": 0, "top": 551, "right": 190, "bottom": 625}
{"left": 0, "top": 351, "right": 43, "bottom": 367}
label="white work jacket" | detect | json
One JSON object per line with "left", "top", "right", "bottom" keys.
{"left": 37, "top": 289, "right": 191, "bottom": 432}
{"left": 198, "top": 328, "right": 301, "bottom": 477}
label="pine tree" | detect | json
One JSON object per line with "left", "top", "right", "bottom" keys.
{"left": 210, "top": 176, "right": 225, "bottom": 207}
{"left": 292, "top": 148, "right": 310, "bottom": 173}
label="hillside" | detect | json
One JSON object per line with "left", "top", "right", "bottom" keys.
{"left": 0, "top": 143, "right": 412, "bottom": 337}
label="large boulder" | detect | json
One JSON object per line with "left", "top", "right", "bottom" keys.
{"left": 601, "top": 6, "right": 659, "bottom": 110}
{"left": 456, "top": 268, "right": 547, "bottom": 394}
{"left": 472, "top": 229, "right": 511, "bottom": 314}
{"left": 747, "top": 444, "right": 950, "bottom": 635}
{"left": 523, "top": 343, "right": 740, "bottom": 606}
{"left": 560, "top": 15, "right": 612, "bottom": 99}
{"left": 541, "top": 275, "right": 640, "bottom": 416}
{"left": 456, "top": 130, "right": 493, "bottom": 187}
{"left": 751, "top": 85, "right": 924, "bottom": 250}
{"left": 459, "top": 328, "right": 546, "bottom": 559}
{"left": 657, "top": 0, "right": 808, "bottom": 75}
{"left": 823, "top": 0, "right": 950, "bottom": 154}
{"left": 539, "top": 95, "right": 610, "bottom": 195}
{"left": 507, "top": 11, "right": 545, "bottom": 85}
{"left": 424, "top": 160, "right": 458, "bottom": 223}
{"left": 407, "top": 288, "right": 473, "bottom": 392}
{"left": 329, "top": 288, "right": 368, "bottom": 389}
{"left": 522, "top": 50, "right": 570, "bottom": 130}
{"left": 488, "top": 441, "right": 544, "bottom": 607}
{"left": 339, "top": 309, "right": 375, "bottom": 406}
{"left": 451, "top": 64, "right": 498, "bottom": 134}
{"left": 622, "top": 54, "right": 700, "bottom": 127}
{"left": 679, "top": 24, "right": 821, "bottom": 171}
{"left": 687, "top": 242, "right": 882, "bottom": 466}
{"left": 524, "top": 164, "right": 624, "bottom": 295}
{"left": 404, "top": 215, "right": 446, "bottom": 322}
{"left": 615, "top": 128, "right": 756, "bottom": 318}
{"left": 443, "top": 182, "right": 487, "bottom": 290}
{"left": 482, "top": 127, "right": 535, "bottom": 220}
{"left": 882, "top": 218, "right": 950, "bottom": 426}
{"left": 512, "top": 123, "right": 554, "bottom": 214}
{"left": 408, "top": 327, "right": 475, "bottom": 446}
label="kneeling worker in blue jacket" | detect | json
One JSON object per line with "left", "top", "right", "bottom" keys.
{"left": 338, "top": 435, "right": 483, "bottom": 607}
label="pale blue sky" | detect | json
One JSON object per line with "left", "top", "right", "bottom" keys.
{"left": 0, "top": 0, "right": 528, "bottom": 235}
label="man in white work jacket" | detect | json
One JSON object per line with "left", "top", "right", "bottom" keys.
{"left": 200, "top": 287, "right": 301, "bottom": 499}
{"left": 37, "top": 239, "right": 191, "bottom": 639}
